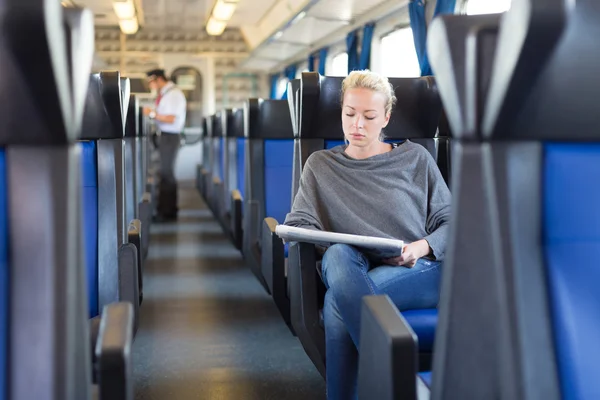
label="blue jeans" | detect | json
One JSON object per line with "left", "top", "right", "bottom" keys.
{"left": 321, "top": 244, "right": 441, "bottom": 400}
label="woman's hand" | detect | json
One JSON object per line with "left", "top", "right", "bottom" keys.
{"left": 383, "top": 239, "right": 431, "bottom": 268}
{"left": 143, "top": 106, "right": 153, "bottom": 116}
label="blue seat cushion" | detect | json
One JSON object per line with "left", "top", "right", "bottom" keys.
{"left": 318, "top": 307, "right": 437, "bottom": 352}
{"left": 544, "top": 144, "right": 600, "bottom": 400}
{"left": 284, "top": 242, "right": 289, "bottom": 258}
{"left": 0, "top": 149, "right": 7, "bottom": 400}
{"left": 401, "top": 309, "right": 437, "bottom": 351}
{"left": 264, "top": 140, "right": 294, "bottom": 224}
{"left": 418, "top": 371, "right": 432, "bottom": 388}
{"left": 81, "top": 141, "right": 99, "bottom": 318}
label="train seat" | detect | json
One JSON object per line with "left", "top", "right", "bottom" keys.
{"left": 242, "top": 98, "right": 294, "bottom": 298}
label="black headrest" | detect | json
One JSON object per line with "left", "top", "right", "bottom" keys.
{"left": 120, "top": 77, "right": 131, "bottom": 133}
{"left": 202, "top": 117, "right": 209, "bottom": 138}
{"left": 0, "top": 3, "right": 94, "bottom": 145}
{"left": 232, "top": 108, "right": 244, "bottom": 138}
{"left": 299, "top": 72, "right": 443, "bottom": 140}
{"left": 482, "top": 0, "right": 587, "bottom": 141}
{"left": 428, "top": 14, "right": 500, "bottom": 141}
{"left": 222, "top": 109, "right": 235, "bottom": 137}
{"left": 125, "top": 95, "right": 139, "bottom": 137}
{"left": 64, "top": 7, "right": 95, "bottom": 141}
{"left": 245, "top": 99, "right": 294, "bottom": 139}
{"left": 287, "top": 79, "right": 300, "bottom": 135}
{"left": 137, "top": 106, "right": 147, "bottom": 137}
{"left": 81, "top": 71, "right": 125, "bottom": 140}
{"left": 211, "top": 113, "right": 223, "bottom": 139}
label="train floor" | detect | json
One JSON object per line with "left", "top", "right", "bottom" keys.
{"left": 132, "top": 181, "right": 326, "bottom": 400}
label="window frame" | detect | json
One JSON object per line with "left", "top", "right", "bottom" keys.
{"left": 377, "top": 25, "right": 421, "bottom": 78}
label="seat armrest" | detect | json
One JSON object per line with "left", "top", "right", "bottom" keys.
{"left": 230, "top": 190, "right": 243, "bottom": 250}
{"left": 89, "top": 315, "right": 102, "bottom": 384}
{"left": 138, "top": 194, "right": 152, "bottom": 261}
{"left": 288, "top": 242, "right": 326, "bottom": 378}
{"left": 262, "top": 217, "right": 292, "bottom": 330}
{"left": 118, "top": 243, "right": 140, "bottom": 335}
{"left": 358, "top": 295, "right": 419, "bottom": 400}
{"left": 127, "top": 220, "right": 143, "bottom": 305}
{"left": 95, "top": 302, "right": 134, "bottom": 400}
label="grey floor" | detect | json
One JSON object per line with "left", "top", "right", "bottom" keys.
{"left": 133, "top": 182, "right": 326, "bottom": 400}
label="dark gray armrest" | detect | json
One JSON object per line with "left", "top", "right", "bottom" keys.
{"left": 358, "top": 295, "right": 419, "bottom": 400}
{"left": 287, "top": 242, "right": 326, "bottom": 377}
{"left": 118, "top": 243, "right": 140, "bottom": 335}
{"left": 95, "top": 302, "right": 134, "bottom": 400}
{"left": 138, "top": 194, "right": 152, "bottom": 261}
{"left": 127, "top": 220, "right": 143, "bottom": 305}
{"left": 89, "top": 315, "right": 102, "bottom": 384}
{"left": 261, "top": 218, "right": 290, "bottom": 329}
{"left": 230, "top": 190, "right": 243, "bottom": 250}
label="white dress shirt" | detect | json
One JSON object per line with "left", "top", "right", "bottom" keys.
{"left": 156, "top": 82, "right": 187, "bottom": 134}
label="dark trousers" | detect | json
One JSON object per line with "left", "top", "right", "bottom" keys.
{"left": 157, "top": 133, "right": 180, "bottom": 218}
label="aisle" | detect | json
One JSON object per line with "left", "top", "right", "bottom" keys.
{"left": 132, "top": 183, "right": 326, "bottom": 400}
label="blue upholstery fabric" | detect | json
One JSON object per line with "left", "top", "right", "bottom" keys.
{"left": 403, "top": 309, "right": 438, "bottom": 351}
{"left": 325, "top": 140, "right": 345, "bottom": 150}
{"left": 81, "top": 141, "right": 99, "bottom": 318}
{"left": 236, "top": 138, "right": 245, "bottom": 198}
{"left": 264, "top": 140, "right": 294, "bottom": 224}
{"left": 284, "top": 242, "right": 289, "bottom": 258}
{"left": 219, "top": 137, "right": 225, "bottom": 180}
{"left": 0, "top": 150, "right": 7, "bottom": 400}
{"left": 544, "top": 144, "right": 600, "bottom": 400}
{"left": 419, "top": 371, "right": 432, "bottom": 388}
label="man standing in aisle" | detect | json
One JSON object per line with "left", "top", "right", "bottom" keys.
{"left": 144, "top": 69, "right": 187, "bottom": 222}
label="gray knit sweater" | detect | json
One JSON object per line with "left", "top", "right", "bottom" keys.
{"left": 283, "top": 141, "right": 452, "bottom": 260}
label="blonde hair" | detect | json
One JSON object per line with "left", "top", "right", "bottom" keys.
{"left": 340, "top": 70, "right": 397, "bottom": 116}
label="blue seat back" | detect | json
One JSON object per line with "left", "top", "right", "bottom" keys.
{"left": 544, "top": 144, "right": 600, "bottom": 400}
{"left": 219, "top": 137, "right": 225, "bottom": 180}
{"left": 325, "top": 140, "right": 345, "bottom": 150}
{"left": 81, "top": 141, "right": 99, "bottom": 318}
{"left": 236, "top": 138, "right": 245, "bottom": 197}
{"left": 0, "top": 150, "right": 7, "bottom": 400}
{"left": 264, "top": 140, "right": 294, "bottom": 224}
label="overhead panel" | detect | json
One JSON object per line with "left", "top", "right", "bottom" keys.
{"left": 278, "top": 16, "right": 347, "bottom": 45}
{"left": 254, "top": 42, "right": 306, "bottom": 61}
{"left": 307, "top": 0, "right": 385, "bottom": 21}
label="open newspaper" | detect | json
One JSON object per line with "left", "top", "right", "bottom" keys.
{"left": 275, "top": 225, "right": 405, "bottom": 260}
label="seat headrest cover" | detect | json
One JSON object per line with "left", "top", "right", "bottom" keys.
{"left": 0, "top": 1, "right": 93, "bottom": 145}
{"left": 222, "top": 109, "right": 235, "bottom": 137}
{"left": 483, "top": 0, "right": 575, "bottom": 141}
{"left": 81, "top": 71, "right": 124, "bottom": 140}
{"left": 245, "top": 99, "right": 293, "bottom": 139}
{"left": 428, "top": 14, "right": 500, "bottom": 141}
{"left": 299, "top": 72, "right": 443, "bottom": 140}
{"left": 125, "top": 95, "right": 139, "bottom": 137}
{"left": 211, "top": 112, "right": 223, "bottom": 138}
{"left": 120, "top": 77, "right": 131, "bottom": 134}
{"left": 287, "top": 79, "right": 300, "bottom": 136}
{"left": 137, "top": 106, "right": 147, "bottom": 137}
{"left": 63, "top": 7, "right": 95, "bottom": 141}
{"left": 233, "top": 108, "right": 244, "bottom": 138}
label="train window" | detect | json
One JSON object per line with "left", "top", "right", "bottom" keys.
{"left": 296, "top": 62, "right": 309, "bottom": 79}
{"left": 328, "top": 52, "right": 348, "bottom": 77}
{"left": 276, "top": 77, "right": 288, "bottom": 98}
{"left": 466, "top": 0, "right": 511, "bottom": 15}
{"left": 380, "top": 28, "right": 420, "bottom": 78}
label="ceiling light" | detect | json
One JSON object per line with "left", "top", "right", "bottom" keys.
{"left": 113, "top": 0, "right": 136, "bottom": 20}
{"left": 119, "top": 17, "right": 139, "bottom": 35}
{"left": 291, "top": 11, "right": 306, "bottom": 25}
{"left": 212, "top": 0, "right": 237, "bottom": 21}
{"left": 206, "top": 16, "right": 226, "bottom": 36}
{"left": 273, "top": 31, "right": 283, "bottom": 40}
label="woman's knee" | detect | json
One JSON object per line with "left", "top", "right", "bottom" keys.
{"left": 322, "top": 244, "right": 366, "bottom": 288}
